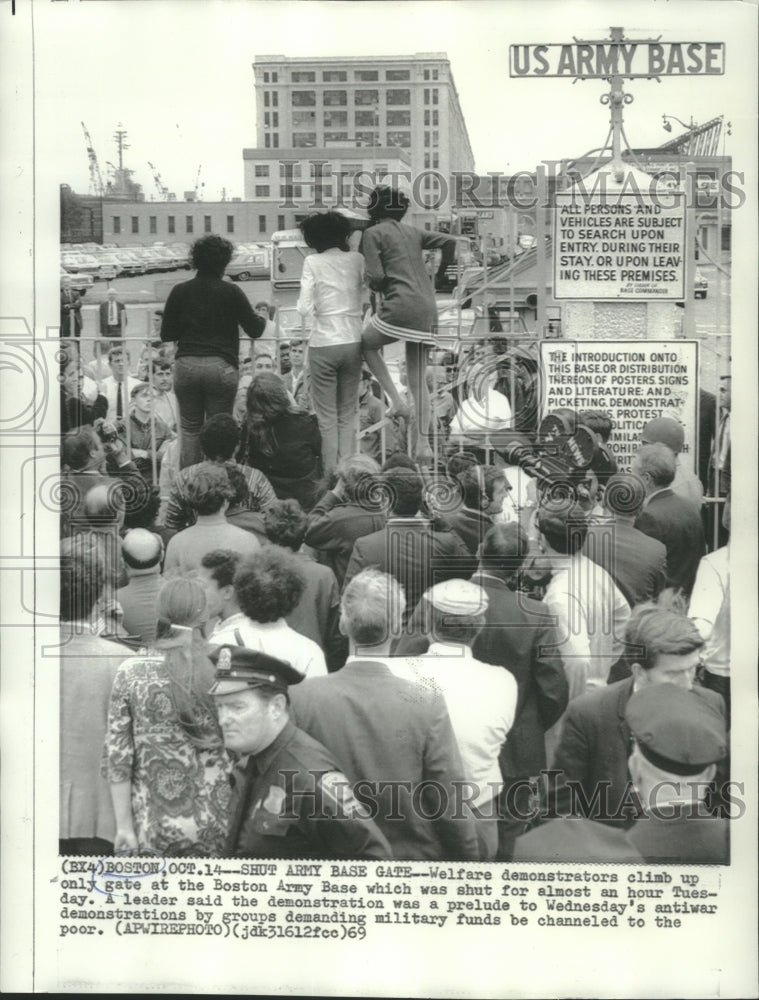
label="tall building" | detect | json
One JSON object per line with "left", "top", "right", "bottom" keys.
{"left": 252, "top": 53, "right": 475, "bottom": 218}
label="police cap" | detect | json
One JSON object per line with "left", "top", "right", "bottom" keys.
{"left": 209, "top": 645, "right": 304, "bottom": 696}
{"left": 625, "top": 685, "right": 727, "bottom": 776}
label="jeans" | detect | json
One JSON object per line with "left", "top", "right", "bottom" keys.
{"left": 308, "top": 343, "right": 362, "bottom": 477}
{"left": 174, "top": 355, "right": 239, "bottom": 469}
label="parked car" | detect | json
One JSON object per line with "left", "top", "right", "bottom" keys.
{"left": 62, "top": 252, "right": 117, "bottom": 282}
{"left": 113, "top": 250, "right": 146, "bottom": 276}
{"left": 226, "top": 249, "right": 269, "bottom": 281}
{"left": 694, "top": 270, "right": 708, "bottom": 299}
{"left": 60, "top": 270, "right": 93, "bottom": 295}
{"left": 97, "top": 252, "right": 127, "bottom": 278}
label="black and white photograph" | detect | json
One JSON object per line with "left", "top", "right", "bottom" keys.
{"left": 0, "top": 0, "right": 757, "bottom": 995}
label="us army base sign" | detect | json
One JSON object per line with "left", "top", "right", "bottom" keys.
{"left": 554, "top": 192, "right": 686, "bottom": 300}
{"left": 540, "top": 340, "right": 699, "bottom": 472}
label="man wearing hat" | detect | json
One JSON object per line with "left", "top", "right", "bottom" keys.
{"left": 641, "top": 416, "right": 703, "bottom": 507}
{"left": 403, "top": 578, "right": 518, "bottom": 860}
{"left": 624, "top": 684, "right": 729, "bottom": 863}
{"left": 210, "top": 645, "right": 391, "bottom": 859}
{"left": 289, "top": 569, "right": 480, "bottom": 860}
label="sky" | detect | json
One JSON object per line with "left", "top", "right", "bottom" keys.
{"left": 30, "top": 0, "right": 757, "bottom": 200}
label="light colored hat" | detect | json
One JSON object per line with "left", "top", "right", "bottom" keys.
{"left": 425, "top": 579, "right": 489, "bottom": 617}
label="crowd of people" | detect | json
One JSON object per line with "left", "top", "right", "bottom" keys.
{"left": 59, "top": 188, "right": 732, "bottom": 864}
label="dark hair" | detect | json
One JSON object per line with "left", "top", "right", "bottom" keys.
{"left": 384, "top": 467, "right": 423, "bottom": 516}
{"left": 245, "top": 373, "right": 292, "bottom": 458}
{"left": 234, "top": 547, "right": 306, "bottom": 623}
{"left": 299, "top": 211, "right": 351, "bottom": 252}
{"left": 225, "top": 464, "right": 250, "bottom": 509}
{"left": 200, "top": 549, "right": 241, "bottom": 589}
{"left": 60, "top": 535, "right": 105, "bottom": 621}
{"left": 263, "top": 499, "right": 308, "bottom": 551}
{"left": 479, "top": 522, "right": 529, "bottom": 578}
{"left": 446, "top": 451, "right": 479, "bottom": 478}
{"left": 457, "top": 465, "right": 506, "bottom": 510}
{"left": 62, "top": 426, "right": 100, "bottom": 471}
{"left": 603, "top": 473, "right": 646, "bottom": 517}
{"left": 579, "top": 410, "right": 613, "bottom": 443}
{"left": 122, "top": 484, "right": 162, "bottom": 530}
{"left": 185, "top": 463, "right": 234, "bottom": 515}
{"left": 381, "top": 452, "right": 417, "bottom": 472}
{"left": 537, "top": 504, "right": 589, "bottom": 555}
{"left": 200, "top": 413, "right": 240, "bottom": 462}
{"left": 367, "top": 185, "right": 410, "bottom": 222}
{"left": 190, "top": 234, "right": 235, "bottom": 276}
{"left": 624, "top": 590, "right": 704, "bottom": 671}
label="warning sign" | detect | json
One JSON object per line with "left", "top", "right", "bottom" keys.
{"left": 539, "top": 340, "right": 699, "bottom": 472}
{"left": 553, "top": 192, "right": 686, "bottom": 300}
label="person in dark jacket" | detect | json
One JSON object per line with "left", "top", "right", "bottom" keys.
{"left": 237, "top": 373, "right": 323, "bottom": 512}
{"left": 161, "top": 235, "right": 266, "bottom": 470}
{"left": 304, "top": 453, "right": 385, "bottom": 587}
{"left": 396, "top": 521, "right": 569, "bottom": 858}
{"left": 632, "top": 443, "right": 706, "bottom": 597}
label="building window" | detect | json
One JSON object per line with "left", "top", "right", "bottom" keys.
{"left": 264, "top": 92, "right": 270, "bottom": 107}
{"left": 278, "top": 214, "right": 285, "bottom": 230}
{"left": 272, "top": 92, "right": 278, "bottom": 107}
{"left": 258, "top": 215, "right": 267, "bottom": 233}
{"left": 432, "top": 130, "right": 439, "bottom": 147}
{"left": 255, "top": 185, "right": 270, "bottom": 197}
{"left": 432, "top": 69, "right": 439, "bottom": 80}
{"left": 265, "top": 134, "right": 271, "bottom": 148}
{"left": 149, "top": 216, "right": 157, "bottom": 234}
{"left": 292, "top": 90, "right": 316, "bottom": 106}
{"left": 186, "top": 216, "right": 194, "bottom": 234}
{"left": 424, "top": 88, "right": 430, "bottom": 104}
{"left": 386, "top": 69, "right": 410, "bottom": 80}
{"left": 168, "top": 216, "right": 175, "bottom": 234}
{"left": 204, "top": 215, "right": 212, "bottom": 233}
{"left": 264, "top": 112, "right": 270, "bottom": 127}
{"left": 227, "top": 215, "right": 234, "bottom": 234}
{"left": 386, "top": 89, "right": 410, "bottom": 105}
{"left": 386, "top": 109, "right": 410, "bottom": 127}
{"left": 113, "top": 216, "right": 121, "bottom": 234}
{"left": 280, "top": 184, "right": 303, "bottom": 199}
{"left": 355, "top": 131, "right": 378, "bottom": 146}
{"left": 264, "top": 72, "right": 269, "bottom": 83}
{"left": 355, "top": 89, "right": 379, "bottom": 106}
{"left": 272, "top": 134, "right": 279, "bottom": 148}
{"left": 424, "top": 131, "right": 430, "bottom": 146}
{"left": 255, "top": 164, "right": 269, "bottom": 177}
{"left": 424, "top": 110, "right": 430, "bottom": 126}
{"left": 272, "top": 112, "right": 279, "bottom": 127}
{"left": 324, "top": 109, "right": 348, "bottom": 127}
{"left": 324, "top": 131, "right": 348, "bottom": 143}
{"left": 323, "top": 90, "right": 347, "bottom": 106}
{"left": 432, "top": 88, "right": 439, "bottom": 105}
{"left": 323, "top": 70, "right": 347, "bottom": 81}
{"left": 355, "top": 70, "right": 378, "bottom": 81}
{"left": 292, "top": 71, "right": 316, "bottom": 82}
{"left": 293, "top": 110, "right": 316, "bottom": 126}
{"left": 721, "top": 225, "right": 731, "bottom": 251}
{"left": 432, "top": 110, "right": 439, "bottom": 126}
{"left": 292, "top": 132, "right": 317, "bottom": 148}
{"left": 432, "top": 152, "right": 439, "bottom": 168}
{"left": 386, "top": 131, "right": 411, "bottom": 148}
{"left": 131, "top": 216, "right": 139, "bottom": 234}
{"left": 355, "top": 110, "right": 378, "bottom": 127}
{"left": 424, "top": 153, "right": 430, "bottom": 168}
{"left": 314, "top": 183, "right": 334, "bottom": 200}
{"left": 272, "top": 72, "right": 278, "bottom": 83}
{"left": 424, "top": 69, "right": 430, "bottom": 81}
{"left": 279, "top": 162, "right": 302, "bottom": 178}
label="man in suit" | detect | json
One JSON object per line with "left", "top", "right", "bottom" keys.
{"left": 551, "top": 594, "right": 726, "bottom": 827}
{"left": 396, "top": 521, "right": 569, "bottom": 858}
{"left": 116, "top": 528, "right": 164, "bottom": 646}
{"left": 289, "top": 568, "right": 480, "bottom": 861}
{"left": 444, "top": 464, "right": 510, "bottom": 576}
{"left": 632, "top": 442, "right": 706, "bottom": 598}
{"left": 584, "top": 472, "right": 667, "bottom": 609}
{"left": 99, "top": 287, "right": 128, "bottom": 341}
{"left": 641, "top": 417, "right": 703, "bottom": 507}
{"left": 305, "top": 453, "right": 386, "bottom": 588}
{"left": 624, "top": 684, "right": 729, "bottom": 863}
{"left": 60, "top": 274, "right": 83, "bottom": 338}
{"left": 343, "top": 465, "right": 470, "bottom": 625}
{"left": 707, "top": 375, "right": 731, "bottom": 549}
{"left": 102, "top": 344, "right": 140, "bottom": 424}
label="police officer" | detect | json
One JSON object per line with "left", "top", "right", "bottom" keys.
{"left": 624, "top": 683, "right": 729, "bottom": 863}
{"left": 210, "top": 646, "right": 392, "bottom": 859}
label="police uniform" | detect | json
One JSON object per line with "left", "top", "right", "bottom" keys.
{"left": 623, "top": 684, "right": 729, "bottom": 864}
{"left": 210, "top": 646, "right": 392, "bottom": 860}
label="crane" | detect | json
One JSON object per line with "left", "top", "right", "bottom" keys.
{"left": 147, "top": 160, "right": 169, "bottom": 201}
{"left": 81, "top": 121, "right": 105, "bottom": 197}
